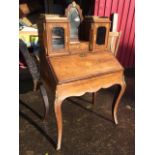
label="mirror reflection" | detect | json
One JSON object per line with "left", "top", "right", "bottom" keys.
{"left": 51, "top": 27, "right": 65, "bottom": 50}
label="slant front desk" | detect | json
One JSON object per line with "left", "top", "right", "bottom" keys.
{"left": 39, "top": 2, "right": 126, "bottom": 150}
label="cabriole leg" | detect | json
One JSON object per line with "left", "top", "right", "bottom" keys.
{"left": 54, "top": 98, "right": 63, "bottom": 150}
{"left": 113, "top": 80, "right": 126, "bottom": 125}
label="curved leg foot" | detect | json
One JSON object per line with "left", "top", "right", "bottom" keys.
{"left": 54, "top": 98, "right": 63, "bottom": 150}
{"left": 113, "top": 81, "right": 126, "bottom": 125}
{"left": 92, "top": 92, "right": 97, "bottom": 104}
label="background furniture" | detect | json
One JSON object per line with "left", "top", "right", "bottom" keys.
{"left": 19, "top": 38, "right": 49, "bottom": 120}
{"left": 108, "top": 31, "right": 122, "bottom": 56}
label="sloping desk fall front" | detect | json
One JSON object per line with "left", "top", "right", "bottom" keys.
{"left": 41, "top": 51, "right": 126, "bottom": 150}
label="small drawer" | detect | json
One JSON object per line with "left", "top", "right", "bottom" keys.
{"left": 69, "top": 43, "right": 80, "bottom": 50}
{"left": 80, "top": 42, "right": 89, "bottom": 51}
{"left": 69, "top": 43, "right": 81, "bottom": 53}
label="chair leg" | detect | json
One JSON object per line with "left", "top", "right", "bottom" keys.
{"left": 54, "top": 98, "right": 63, "bottom": 150}
{"left": 113, "top": 82, "right": 126, "bottom": 124}
{"left": 40, "top": 84, "right": 49, "bottom": 121}
{"left": 33, "top": 79, "right": 38, "bottom": 91}
{"left": 92, "top": 92, "right": 97, "bottom": 104}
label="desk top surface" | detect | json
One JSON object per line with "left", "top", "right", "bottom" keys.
{"left": 48, "top": 51, "right": 123, "bottom": 84}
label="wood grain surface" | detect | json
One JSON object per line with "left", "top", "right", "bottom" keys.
{"left": 48, "top": 51, "right": 123, "bottom": 84}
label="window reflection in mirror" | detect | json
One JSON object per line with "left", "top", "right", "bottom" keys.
{"left": 51, "top": 27, "right": 65, "bottom": 50}
{"left": 96, "top": 27, "right": 106, "bottom": 45}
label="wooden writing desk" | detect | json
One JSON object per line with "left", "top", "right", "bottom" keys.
{"left": 39, "top": 2, "right": 126, "bottom": 150}
{"left": 42, "top": 51, "right": 126, "bottom": 150}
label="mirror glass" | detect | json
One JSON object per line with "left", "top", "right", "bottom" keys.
{"left": 51, "top": 27, "right": 65, "bottom": 50}
{"left": 96, "top": 26, "right": 106, "bottom": 45}
{"left": 68, "top": 7, "right": 80, "bottom": 42}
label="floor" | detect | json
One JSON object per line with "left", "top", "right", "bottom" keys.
{"left": 19, "top": 69, "right": 135, "bottom": 155}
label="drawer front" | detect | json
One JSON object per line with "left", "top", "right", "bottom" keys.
{"left": 69, "top": 42, "right": 89, "bottom": 53}
{"left": 70, "top": 43, "right": 80, "bottom": 50}
{"left": 80, "top": 42, "right": 89, "bottom": 51}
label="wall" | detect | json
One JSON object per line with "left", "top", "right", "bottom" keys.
{"left": 94, "top": 0, "right": 135, "bottom": 68}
